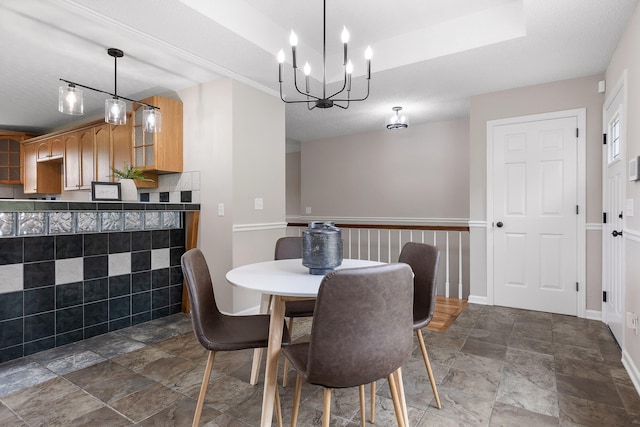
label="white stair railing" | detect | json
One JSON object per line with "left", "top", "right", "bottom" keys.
{"left": 288, "top": 223, "right": 470, "bottom": 299}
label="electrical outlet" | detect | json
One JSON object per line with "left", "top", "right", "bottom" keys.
{"left": 305, "top": 207, "right": 312, "bottom": 214}
{"left": 255, "top": 198, "right": 264, "bottom": 210}
{"left": 217, "top": 203, "right": 224, "bottom": 216}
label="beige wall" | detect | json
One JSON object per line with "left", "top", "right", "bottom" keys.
{"left": 180, "top": 78, "right": 285, "bottom": 314}
{"left": 299, "top": 118, "right": 469, "bottom": 219}
{"left": 468, "top": 75, "right": 605, "bottom": 308}
{"left": 286, "top": 151, "right": 301, "bottom": 217}
{"left": 605, "top": 3, "right": 640, "bottom": 386}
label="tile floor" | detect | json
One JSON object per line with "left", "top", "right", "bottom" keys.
{"left": 0, "top": 304, "right": 639, "bottom": 426}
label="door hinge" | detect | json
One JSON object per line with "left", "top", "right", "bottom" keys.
{"left": 576, "top": 282, "right": 579, "bottom": 292}
{"left": 603, "top": 133, "right": 607, "bottom": 145}
{"left": 603, "top": 291, "right": 607, "bottom": 302}
{"left": 576, "top": 128, "right": 579, "bottom": 138}
{"left": 603, "top": 212, "right": 607, "bottom": 224}
{"left": 576, "top": 205, "right": 579, "bottom": 215}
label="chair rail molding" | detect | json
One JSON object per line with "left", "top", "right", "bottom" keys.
{"left": 233, "top": 222, "right": 288, "bottom": 232}
{"left": 287, "top": 215, "right": 470, "bottom": 227}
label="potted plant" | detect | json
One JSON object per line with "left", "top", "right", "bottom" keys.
{"left": 111, "top": 163, "right": 154, "bottom": 201}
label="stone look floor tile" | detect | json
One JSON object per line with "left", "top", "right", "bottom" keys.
{"left": 488, "top": 401, "right": 559, "bottom": 426}
{"left": 110, "top": 382, "right": 185, "bottom": 423}
{"left": 0, "top": 308, "right": 637, "bottom": 426}
{"left": 460, "top": 339, "right": 508, "bottom": 362}
{"left": 44, "top": 350, "right": 106, "bottom": 375}
{"left": 556, "top": 374, "right": 624, "bottom": 407}
{"left": 496, "top": 365, "right": 559, "bottom": 417}
{"left": 558, "top": 393, "right": 632, "bottom": 426}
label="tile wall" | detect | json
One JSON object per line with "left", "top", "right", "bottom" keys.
{"left": 0, "top": 203, "right": 198, "bottom": 363}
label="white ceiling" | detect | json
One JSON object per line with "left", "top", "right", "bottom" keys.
{"left": 0, "top": 0, "right": 637, "bottom": 142}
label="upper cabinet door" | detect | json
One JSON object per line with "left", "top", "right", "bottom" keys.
{"left": 132, "top": 96, "right": 183, "bottom": 173}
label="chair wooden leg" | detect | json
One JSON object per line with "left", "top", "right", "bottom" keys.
{"left": 282, "top": 317, "right": 294, "bottom": 387}
{"left": 274, "top": 386, "right": 283, "bottom": 427}
{"left": 416, "top": 329, "right": 441, "bottom": 409}
{"left": 193, "top": 350, "right": 216, "bottom": 427}
{"left": 291, "top": 374, "right": 303, "bottom": 427}
{"left": 370, "top": 381, "right": 376, "bottom": 423}
{"left": 322, "top": 388, "right": 332, "bottom": 427}
{"left": 359, "top": 385, "right": 366, "bottom": 427}
{"left": 394, "top": 368, "right": 409, "bottom": 426}
{"left": 387, "top": 371, "right": 405, "bottom": 427}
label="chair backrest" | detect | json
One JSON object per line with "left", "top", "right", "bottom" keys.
{"left": 274, "top": 236, "right": 303, "bottom": 260}
{"left": 398, "top": 242, "right": 440, "bottom": 328}
{"left": 181, "top": 248, "right": 224, "bottom": 348}
{"left": 305, "top": 263, "right": 414, "bottom": 388}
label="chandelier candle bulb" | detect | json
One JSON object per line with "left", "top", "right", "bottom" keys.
{"left": 365, "top": 46, "right": 372, "bottom": 79}
{"left": 277, "top": 50, "right": 285, "bottom": 82}
{"left": 341, "top": 26, "right": 349, "bottom": 65}
{"left": 304, "top": 62, "right": 311, "bottom": 92}
{"left": 290, "top": 30, "right": 298, "bottom": 68}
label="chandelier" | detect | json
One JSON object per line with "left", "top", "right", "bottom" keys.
{"left": 277, "top": 0, "right": 372, "bottom": 110}
{"left": 58, "top": 48, "right": 161, "bottom": 132}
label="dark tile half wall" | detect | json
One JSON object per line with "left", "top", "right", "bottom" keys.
{"left": 0, "top": 228, "right": 186, "bottom": 363}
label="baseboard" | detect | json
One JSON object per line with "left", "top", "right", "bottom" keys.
{"left": 585, "top": 309, "right": 602, "bottom": 321}
{"left": 468, "top": 295, "right": 488, "bottom": 305}
{"left": 622, "top": 349, "right": 640, "bottom": 396}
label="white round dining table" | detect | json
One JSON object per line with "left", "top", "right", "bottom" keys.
{"left": 225, "top": 258, "right": 384, "bottom": 427}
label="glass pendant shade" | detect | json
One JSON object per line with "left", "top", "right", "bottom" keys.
{"left": 58, "top": 85, "right": 84, "bottom": 115}
{"left": 142, "top": 108, "right": 162, "bottom": 133}
{"left": 105, "top": 98, "right": 126, "bottom": 125}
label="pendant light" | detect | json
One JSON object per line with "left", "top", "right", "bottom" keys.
{"left": 58, "top": 48, "right": 161, "bottom": 132}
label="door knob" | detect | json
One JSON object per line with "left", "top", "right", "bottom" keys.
{"left": 612, "top": 230, "right": 623, "bottom": 237}
{"left": 496, "top": 221, "right": 503, "bottom": 228}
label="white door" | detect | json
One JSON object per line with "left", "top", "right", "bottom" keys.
{"left": 603, "top": 75, "right": 626, "bottom": 346}
{"left": 492, "top": 116, "right": 579, "bottom": 315}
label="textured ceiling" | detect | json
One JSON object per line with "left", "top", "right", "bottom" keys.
{"left": 0, "top": 0, "right": 637, "bottom": 142}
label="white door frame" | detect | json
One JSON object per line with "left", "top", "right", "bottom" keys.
{"left": 602, "top": 70, "right": 627, "bottom": 341}
{"left": 486, "top": 109, "right": 586, "bottom": 317}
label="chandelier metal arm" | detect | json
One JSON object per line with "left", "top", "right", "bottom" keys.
{"left": 59, "top": 79, "right": 160, "bottom": 110}
{"left": 326, "top": 78, "right": 371, "bottom": 103}
{"left": 291, "top": 69, "right": 322, "bottom": 101}
{"left": 324, "top": 70, "right": 349, "bottom": 101}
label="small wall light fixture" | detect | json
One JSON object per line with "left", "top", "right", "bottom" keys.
{"left": 386, "top": 106, "right": 409, "bottom": 130}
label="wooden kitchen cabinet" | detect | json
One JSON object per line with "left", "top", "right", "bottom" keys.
{"left": 36, "top": 137, "right": 64, "bottom": 161}
{"left": 94, "top": 124, "right": 112, "bottom": 182}
{"left": 63, "top": 129, "right": 95, "bottom": 190}
{"left": 0, "top": 131, "right": 33, "bottom": 184}
{"left": 23, "top": 142, "right": 62, "bottom": 194}
{"left": 132, "top": 96, "right": 183, "bottom": 173}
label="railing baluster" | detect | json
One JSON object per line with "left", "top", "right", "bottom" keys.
{"left": 445, "top": 231, "right": 450, "bottom": 298}
{"left": 458, "top": 231, "right": 463, "bottom": 299}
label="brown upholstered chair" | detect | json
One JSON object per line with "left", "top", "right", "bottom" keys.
{"left": 283, "top": 263, "right": 414, "bottom": 427}
{"left": 181, "top": 248, "right": 288, "bottom": 426}
{"left": 274, "top": 237, "right": 316, "bottom": 386}
{"left": 368, "top": 242, "right": 442, "bottom": 422}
